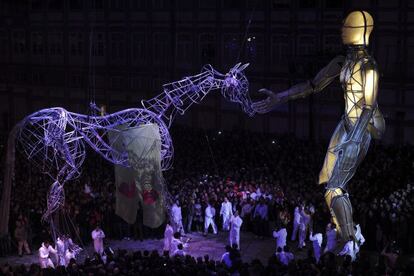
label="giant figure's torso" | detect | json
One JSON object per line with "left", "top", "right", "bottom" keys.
{"left": 340, "top": 47, "right": 385, "bottom": 138}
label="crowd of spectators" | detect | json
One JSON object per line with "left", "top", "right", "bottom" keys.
{"left": 1, "top": 125, "right": 414, "bottom": 273}
{"left": 1, "top": 246, "right": 414, "bottom": 275}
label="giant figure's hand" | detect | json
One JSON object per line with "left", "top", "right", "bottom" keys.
{"left": 252, "top": 88, "right": 284, "bottom": 114}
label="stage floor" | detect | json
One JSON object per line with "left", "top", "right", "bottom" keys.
{"left": 1, "top": 231, "right": 307, "bottom": 267}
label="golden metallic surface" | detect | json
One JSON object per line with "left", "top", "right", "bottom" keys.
{"left": 319, "top": 11, "right": 385, "bottom": 186}
{"left": 342, "top": 11, "right": 374, "bottom": 45}
{"left": 253, "top": 11, "right": 386, "bottom": 243}
{"left": 324, "top": 188, "right": 343, "bottom": 229}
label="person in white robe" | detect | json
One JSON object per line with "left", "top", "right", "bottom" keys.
{"left": 229, "top": 211, "right": 243, "bottom": 249}
{"left": 91, "top": 226, "right": 105, "bottom": 256}
{"left": 38, "top": 241, "right": 57, "bottom": 269}
{"left": 298, "top": 209, "right": 311, "bottom": 248}
{"left": 309, "top": 231, "right": 323, "bottom": 263}
{"left": 339, "top": 237, "right": 357, "bottom": 261}
{"left": 171, "top": 202, "right": 185, "bottom": 235}
{"left": 324, "top": 223, "right": 338, "bottom": 253}
{"left": 170, "top": 232, "right": 181, "bottom": 255}
{"left": 163, "top": 222, "right": 174, "bottom": 252}
{"left": 220, "top": 198, "right": 233, "bottom": 231}
{"left": 56, "top": 236, "right": 66, "bottom": 266}
{"left": 355, "top": 224, "right": 365, "bottom": 245}
{"left": 291, "top": 206, "right": 301, "bottom": 241}
{"left": 273, "top": 226, "right": 287, "bottom": 251}
{"left": 172, "top": 243, "right": 185, "bottom": 257}
{"left": 64, "top": 248, "right": 76, "bottom": 266}
{"left": 204, "top": 202, "right": 217, "bottom": 235}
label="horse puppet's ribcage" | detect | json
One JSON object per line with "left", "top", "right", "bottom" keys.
{"left": 17, "top": 107, "right": 173, "bottom": 184}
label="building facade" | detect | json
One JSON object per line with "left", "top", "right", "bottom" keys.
{"left": 0, "top": 0, "right": 413, "bottom": 144}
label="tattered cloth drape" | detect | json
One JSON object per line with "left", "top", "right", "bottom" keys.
{"left": 110, "top": 124, "right": 165, "bottom": 228}
{"left": 0, "top": 126, "right": 18, "bottom": 236}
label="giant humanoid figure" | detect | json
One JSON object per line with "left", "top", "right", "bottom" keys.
{"left": 252, "top": 11, "right": 385, "bottom": 242}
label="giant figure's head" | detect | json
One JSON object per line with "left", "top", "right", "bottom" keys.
{"left": 341, "top": 11, "right": 374, "bottom": 46}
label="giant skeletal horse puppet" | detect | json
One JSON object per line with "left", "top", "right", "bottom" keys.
{"left": 0, "top": 63, "right": 253, "bottom": 239}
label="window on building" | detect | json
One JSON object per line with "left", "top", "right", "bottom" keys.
{"left": 89, "top": 0, "right": 104, "bottom": 10}
{"left": 70, "top": 74, "right": 85, "bottom": 87}
{"left": 48, "top": 0, "right": 63, "bottom": 10}
{"left": 32, "top": 71, "right": 45, "bottom": 85}
{"left": 377, "top": 0, "right": 397, "bottom": 7}
{"left": 325, "top": 0, "right": 343, "bottom": 9}
{"left": 48, "top": 33, "right": 63, "bottom": 56}
{"left": 223, "top": 34, "right": 239, "bottom": 66}
{"left": 111, "top": 76, "right": 125, "bottom": 89}
{"left": 247, "top": 0, "right": 265, "bottom": 9}
{"left": 30, "top": 0, "right": 43, "bottom": 11}
{"left": 110, "top": 0, "right": 125, "bottom": 11}
{"left": 12, "top": 31, "right": 26, "bottom": 55}
{"left": 222, "top": 0, "right": 240, "bottom": 10}
{"left": 407, "top": 44, "right": 414, "bottom": 77}
{"left": 0, "top": 30, "right": 8, "bottom": 60}
{"left": 130, "top": 0, "right": 146, "bottom": 10}
{"left": 199, "top": 0, "right": 215, "bottom": 9}
{"left": 31, "top": 32, "right": 44, "bottom": 56}
{"left": 176, "top": 0, "right": 193, "bottom": 10}
{"left": 69, "top": 32, "right": 84, "bottom": 56}
{"left": 245, "top": 35, "right": 264, "bottom": 66}
{"left": 323, "top": 35, "right": 341, "bottom": 55}
{"left": 176, "top": 34, "right": 192, "bottom": 67}
{"left": 299, "top": 0, "right": 317, "bottom": 8}
{"left": 271, "top": 35, "right": 290, "bottom": 65}
{"left": 152, "top": 0, "right": 171, "bottom": 10}
{"left": 132, "top": 33, "right": 146, "bottom": 65}
{"left": 70, "top": 0, "right": 83, "bottom": 10}
{"left": 297, "top": 35, "right": 315, "bottom": 56}
{"left": 200, "top": 33, "right": 216, "bottom": 64}
{"left": 272, "top": 0, "right": 290, "bottom": 9}
{"left": 153, "top": 33, "right": 169, "bottom": 66}
{"left": 92, "top": 33, "right": 104, "bottom": 57}
{"left": 110, "top": 33, "right": 125, "bottom": 61}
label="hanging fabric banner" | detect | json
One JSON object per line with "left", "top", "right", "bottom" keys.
{"left": 109, "top": 123, "right": 165, "bottom": 228}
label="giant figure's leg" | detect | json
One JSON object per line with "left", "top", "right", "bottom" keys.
{"left": 319, "top": 120, "right": 370, "bottom": 241}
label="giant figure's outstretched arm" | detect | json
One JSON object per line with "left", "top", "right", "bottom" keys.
{"left": 252, "top": 55, "right": 344, "bottom": 114}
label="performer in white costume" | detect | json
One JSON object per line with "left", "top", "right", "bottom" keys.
{"left": 273, "top": 226, "right": 287, "bottom": 251}
{"left": 309, "top": 231, "right": 323, "bottom": 263}
{"left": 324, "top": 223, "right": 338, "bottom": 253}
{"left": 220, "top": 197, "right": 233, "bottom": 231}
{"left": 56, "top": 236, "right": 66, "bottom": 266}
{"left": 163, "top": 221, "right": 174, "bottom": 252}
{"left": 291, "top": 206, "right": 301, "bottom": 241}
{"left": 355, "top": 224, "right": 365, "bottom": 246}
{"left": 204, "top": 202, "right": 218, "bottom": 236}
{"left": 64, "top": 248, "right": 76, "bottom": 266}
{"left": 339, "top": 236, "right": 358, "bottom": 261}
{"left": 38, "top": 241, "right": 57, "bottom": 269}
{"left": 170, "top": 232, "right": 182, "bottom": 255}
{"left": 171, "top": 202, "right": 185, "bottom": 235}
{"left": 91, "top": 225, "right": 105, "bottom": 256}
{"left": 229, "top": 211, "right": 243, "bottom": 249}
{"left": 298, "top": 209, "right": 311, "bottom": 248}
